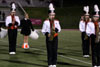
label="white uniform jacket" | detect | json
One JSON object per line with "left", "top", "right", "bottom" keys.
{"left": 42, "top": 19, "right": 61, "bottom": 35}
{"left": 86, "top": 22, "right": 95, "bottom": 36}
{"left": 5, "top": 15, "right": 20, "bottom": 27}
{"left": 79, "top": 21, "right": 86, "bottom": 32}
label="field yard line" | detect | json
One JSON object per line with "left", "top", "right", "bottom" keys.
{"left": 59, "top": 38, "right": 80, "bottom": 43}
{"left": 59, "top": 55, "right": 91, "bottom": 65}
{"left": 30, "top": 47, "right": 91, "bottom": 65}
{"left": 0, "top": 40, "right": 8, "bottom": 43}
{"left": 0, "top": 40, "right": 91, "bottom": 65}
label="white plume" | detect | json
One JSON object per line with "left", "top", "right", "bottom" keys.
{"left": 86, "top": 6, "right": 89, "bottom": 12}
{"left": 49, "top": 3, "right": 55, "bottom": 13}
{"left": 11, "top": 3, "right": 16, "bottom": 11}
{"left": 83, "top": 6, "right": 86, "bottom": 12}
{"left": 94, "top": 4, "right": 99, "bottom": 15}
{"left": 83, "top": 6, "right": 89, "bottom": 15}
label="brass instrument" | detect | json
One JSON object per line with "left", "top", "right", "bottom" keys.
{"left": 49, "top": 20, "right": 56, "bottom": 41}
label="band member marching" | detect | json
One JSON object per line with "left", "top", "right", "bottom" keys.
{"left": 5, "top": 9, "right": 20, "bottom": 54}
{"left": 42, "top": 3, "right": 61, "bottom": 67}
{"left": 79, "top": 6, "right": 90, "bottom": 58}
{"left": 20, "top": 13, "right": 34, "bottom": 49}
{"left": 86, "top": 4, "right": 100, "bottom": 67}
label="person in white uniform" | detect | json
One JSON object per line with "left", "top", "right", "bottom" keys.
{"left": 86, "top": 4, "right": 100, "bottom": 67}
{"left": 79, "top": 6, "right": 90, "bottom": 58}
{"left": 41, "top": 3, "right": 61, "bottom": 67}
{"left": 5, "top": 9, "right": 20, "bottom": 55}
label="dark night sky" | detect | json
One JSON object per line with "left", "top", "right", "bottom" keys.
{"left": 64, "top": 0, "right": 100, "bottom": 6}
{"left": 54, "top": 0, "right": 100, "bottom": 7}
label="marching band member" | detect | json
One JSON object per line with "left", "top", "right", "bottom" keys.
{"left": 79, "top": 6, "right": 90, "bottom": 58}
{"left": 5, "top": 10, "right": 20, "bottom": 54}
{"left": 86, "top": 4, "right": 100, "bottom": 67}
{"left": 20, "top": 13, "right": 34, "bottom": 49}
{"left": 42, "top": 3, "right": 61, "bottom": 67}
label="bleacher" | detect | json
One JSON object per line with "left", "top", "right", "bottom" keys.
{"left": 0, "top": 0, "right": 49, "bottom": 7}
{"left": 0, "top": 0, "right": 49, "bottom": 25}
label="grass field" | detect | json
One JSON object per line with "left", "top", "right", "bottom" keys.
{"left": 0, "top": 30, "right": 92, "bottom": 67}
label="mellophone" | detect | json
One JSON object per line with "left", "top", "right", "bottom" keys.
{"left": 49, "top": 19, "right": 58, "bottom": 41}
